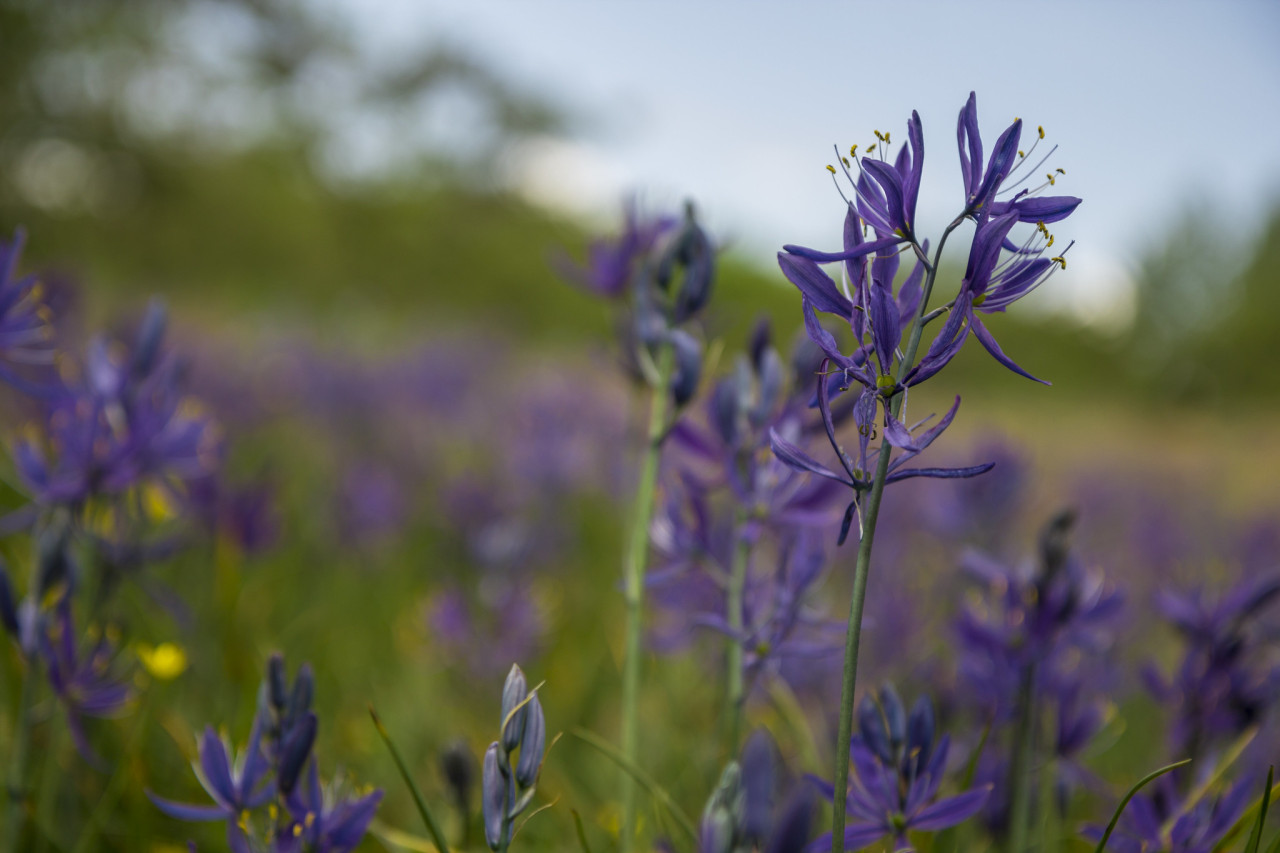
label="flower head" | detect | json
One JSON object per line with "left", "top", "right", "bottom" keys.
{"left": 809, "top": 685, "right": 990, "bottom": 851}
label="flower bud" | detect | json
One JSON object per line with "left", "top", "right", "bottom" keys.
{"left": 130, "top": 300, "right": 168, "bottom": 379}
{"left": 514, "top": 693, "right": 545, "bottom": 787}
{"left": 266, "top": 652, "right": 288, "bottom": 713}
{"left": 668, "top": 329, "right": 703, "bottom": 408}
{"left": 500, "top": 664, "right": 528, "bottom": 753}
{"left": 906, "top": 695, "right": 936, "bottom": 776}
{"left": 440, "top": 737, "right": 477, "bottom": 815}
{"left": 277, "top": 711, "right": 317, "bottom": 796}
{"left": 285, "top": 662, "right": 314, "bottom": 733}
{"left": 699, "top": 762, "right": 744, "bottom": 853}
{"left": 482, "top": 742, "right": 508, "bottom": 851}
{"left": 1038, "top": 509, "right": 1077, "bottom": 580}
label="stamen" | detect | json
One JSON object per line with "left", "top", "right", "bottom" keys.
{"left": 1051, "top": 256, "right": 1067, "bottom": 269}
{"left": 999, "top": 144, "right": 1059, "bottom": 195}
{"left": 826, "top": 164, "right": 837, "bottom": 174}
{"left": 1038, "top": 125, "right": 1045, "bottom": 139}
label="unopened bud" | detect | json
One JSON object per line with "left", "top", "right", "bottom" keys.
{"left": 277, "top": 711, "right": 317, "bottom": 796}
{"left": 482, "top": 742, "right": 508, "bottom": 851}
{"left": 514, "top": 693, "right": 545, "bottom": 787}
{"left": 500, "top": 665, "right": 528, "bottom": 752}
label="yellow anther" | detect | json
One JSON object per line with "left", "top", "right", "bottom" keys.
{"left": 1046, "top": 173, "right": 1056, "bottom": 185}
{"left": 826, "top": 164, "right": 837, "bottom": 174}
{"left": 1018, "top": 150, "right": 1025, "bottom": 158}
{"left": 1056, "top": 167, "right": 1065, "bottom": 174}
{"left": 238, "top": 811, "right": 250, "bottom": 831}
{"left": 1038, "top": 125, "right": 1045, "bottom": 139}
{"left": 268, "top": 804, "right": 279, "bottom": 821}
{"left": 1051, "top": 256, "right": 1067, "bottom": 269}
{"left": 293, "top": 824, "right": 303, "bottom": 837}
{"left": 841, "top": 157, "right": 850, "bottom": 167}
{"left": 305, "top": 813, "right": 316, "bottom": 829}
{"left": 849, "top": 144, "right": 858, "bottom": 156}
{"left": 884, "top": 131, "right": 891, "bottom": 143}
{"left": 874, "top": 129, "right": 884, "bottom": 140}
{"left": 1046, "top": 235, "right": 1055, "bottom": 248}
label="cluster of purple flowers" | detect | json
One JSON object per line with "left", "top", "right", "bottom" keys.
{"left": 148, "top": 653, "right": 381, "bottom": 852}
{"left": 647, "top": 321, "right": 847, "bottom": 694}
{"left": 809, "top": 685, "right": 990, "bottom": 852}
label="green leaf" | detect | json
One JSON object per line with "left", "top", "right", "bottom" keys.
{"left": 571, "top": 728, "right": 699, "bottom": 845}
{"left": 1244, "top": 766, "right": 1275, "bottom": 853}
{"left": 570, "top": 809, "right": 594, "bottom": 853}
{"left": 370, "top": 705, "right": 452, "bottom": 853}
{"left": 1094, "top": 759, "right": 1191, "bottom": 853}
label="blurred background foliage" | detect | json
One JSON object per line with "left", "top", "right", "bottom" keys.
{"left": 3, "top": 0, "right": 1279, "bottom": 405}
{"left": 1, "top": 1, "right": 1278, "bottom": 851}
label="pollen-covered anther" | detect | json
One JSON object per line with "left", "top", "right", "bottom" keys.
{"left": 1045, "top": 172, "right": 1056, "bottom": 186}
{"left": 1038, "top": 125, "right": 1045, "bottom": 139}
{"left": 842, "top": 157, "right": 851, "bottom": 168}
{"left": 849, "top": 144, "right": 858, "bottom": 157}
{"left": 1051, "top": 256, "right": 1067, "bottom": 270}
{"left": 826, "top": 164, "right": 837, "bottom": 174}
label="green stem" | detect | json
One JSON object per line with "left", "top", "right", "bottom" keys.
{"left": 620, "top": 343, "right": 674, "bottom": 853}
{"left": 3, "top": 657, "right": 35, "bottom": 853}
{"left": 723, "top": 513, "right": 750, "bottom": 757}
{"left": 828, "top": 223, "right": 960, "bottom": 853}
{"left": 1006, "top": 664, "right": 1038, "bottom": 853}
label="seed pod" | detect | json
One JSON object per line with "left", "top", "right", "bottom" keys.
{"left": 500, "top": 665, "right": 528, "bottom": 753}
{"left": 514, "top": 693, "right": 545, "bottom": 787}
{"left": 482, "top": 742, "right": 508, "bottom": 851}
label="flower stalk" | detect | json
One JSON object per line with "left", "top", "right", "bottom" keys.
{"left": 3, "top": 657, "right": 34, "bottom": 853}
{"left": 828, "top": 229, "right": 957, "bottom": 853}
{"left": 723, "top": 514, "right": 750, "bottom": 756}
{"left": 620, "top": 342, "right": 674, "bottom": 852}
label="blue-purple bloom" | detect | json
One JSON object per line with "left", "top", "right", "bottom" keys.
{"left": 808, "top": 685, "right": 990, "bottom": 852}
{"left": 1081, "top": 774, "right": 1253, "bottom": 853}
{"left": 1144, "top": 573, "right": 1280, "bottom": 759}
{"left": 39, "top": 595, "right": 134, "bottom": 766}
{"left": 0, "top": 228, "right": 57, "bottom": 395}
{"left": 148, "top": 722, "right": 275, "bottom": 851}
{"left": 12, "top": 301, "right": 221, "bottom": 512}
{"left": 285, "top": 760, "right": 383, "bottom": 853}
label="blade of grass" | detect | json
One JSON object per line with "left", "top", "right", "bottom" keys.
{"left": 570, "top": 809, "right": 594, "bottom": 853}
{"left": 372, "top": 821, "right": 442, "bottom": 853}
{"left": 370, "top": 706, "right": 451, "bottom": 853}
{"left": 1243, "top": 767, "right": 1275, "bottom": 853}
{"left": 571, "top": 728, "right": 698, "bottom": 845}
{"left": 1094, "top": 760, "right": 1191, "bottom": 853}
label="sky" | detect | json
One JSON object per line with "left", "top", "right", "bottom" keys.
{"left": 331, "top": 1, "right": 1280, "bottom": 325}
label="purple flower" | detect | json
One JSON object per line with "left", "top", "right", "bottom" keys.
{"left": 808, "top": 686, "right": 990, "bottom": 851}
{"left": 39, "top": 596, "right": 134, "bottom": 767}
{"left": 0, "top": 228, "right": 57, "bottom": 395}
{"left": 1145, "top": 574, "right": 1280, "bottom": 759}
{"left": 12, "top": 301, "right": 221, "bottom": 512}
{"left": 770, "top": 362, "right": 993, "bottom": 544}
{"left": 285, "top": 760, "right": 383, "bottom": 853}
{"left": 558, "top": 201, "right": 677, "bottom": 299}
{"left": 1081, "top": 774, "right": 1252, "bottom": 853}
{"left": 147, "top": 722, "right": 275, "bottom": 851}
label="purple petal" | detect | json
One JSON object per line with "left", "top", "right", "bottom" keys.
{"left": 970, "top": 315, "right": 1049, "bottom": 385}
{"left": 782, "top": 235, "right": 904, "bottom": 264}
{"left": 770, "top": 429, "right": 853, "bottom": 488}
{"left": 886, "top": 463, "right": 995, "bottom": 484}
{"left": 778, "top": 253, "right": 853, "bottom": 317}
{"left": 198, "top": 727, "right": 237, "bottom": 807}
{"left": 910, "top": 786, "right": 991, "bottom": 832}
{"left": 147, "top": 791, "right": 229, "bottom": 822}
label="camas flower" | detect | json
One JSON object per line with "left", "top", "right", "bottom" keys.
{"left": 808, "top": 685, "right": 990, "bottom": 852}
{"left": 1081, "top": 774, "right": 1252, "bottom": 853}
{"left": 12, "top": 301, "right": 221, "bottom": 512}
{"left": 0, "top": 228, "right": 57, "bottom": 395}
{"left": 39, "top": 596, "right": 134, "bottom": 767}
{"left": 285, "top": 760, "right": 383, "bottom": 853}
{"left": 147, "top": 722, "right": 275, "bottom": 851}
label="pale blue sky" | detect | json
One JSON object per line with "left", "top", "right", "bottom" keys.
{"left": 333, "top": 1, "right": 1280, "bottom": 323}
